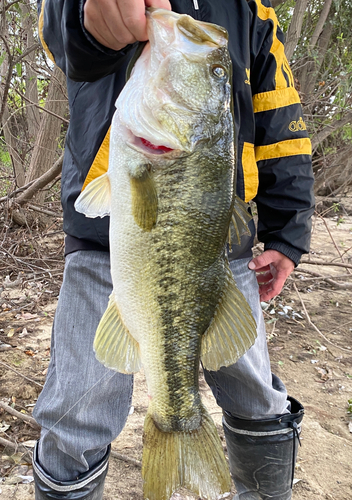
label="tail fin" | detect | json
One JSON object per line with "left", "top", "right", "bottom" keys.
{"left": 142, "top": 407, "right": 231, "bottom": 500}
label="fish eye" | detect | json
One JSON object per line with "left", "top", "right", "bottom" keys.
{"left": 212, "top": 65, "right": 227, "bottom": 79}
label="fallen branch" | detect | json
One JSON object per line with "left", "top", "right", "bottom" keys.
{"left": 0, "top": 301, "right": 36, "bottom": 316}
{"left": 111, "top": 450, "right": 142, "bottom": 469}
{"left": 317, "top": 214, "right": 352, "bottom": 274}
{"left": 0, "top": 435, "right": 33, "bottom": 454}
{"left": 295, "top": 271, "right": 351, "bottom": 280}
{"left": 15, "top": 154, "right": 63, "bottom": 206}
{"left": 0, "top": 245, "right": 55, "bottom": 274}
{"left": 27, "top": 204, "right": 63, "bottom": 219}
{"left": 327, "top": 319, "right": 352, "bottom": 334}
{"left": 295, "top": 267, "right": 352, "bottom": 289}
{"left": 293, "top": 281, "right": 351, "bottom": 352}
{"left": 0, "top": 361, "right": 44, "bottom": 388}
{"left": 0, "top": 402, "right": 39, "bottom": 429}
{"left": 0, "top": 179, "right": 37, "bottom": 203}
{"left": 300, "top": 259, "right": 352, "bottom": 270}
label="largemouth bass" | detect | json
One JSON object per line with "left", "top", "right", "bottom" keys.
{"left": 75, "top": 9, "right": 257, "bottom": 500}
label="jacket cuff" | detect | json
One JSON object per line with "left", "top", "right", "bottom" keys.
{"left": 263, "top": 241, "right": 303, "bottom": 267}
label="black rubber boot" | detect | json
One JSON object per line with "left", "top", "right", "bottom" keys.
{"left": 33, "top": 442, "right": 110, "bottom": 499}
{"left": 223, "top": 397, "right": 304, "bottom": 500}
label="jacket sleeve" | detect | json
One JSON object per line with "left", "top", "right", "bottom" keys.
{"left": 248, "top": 0, "right": 315, "bottom": 266}
{"left": 37, "top": 0, "right": 134, "bottom": 82}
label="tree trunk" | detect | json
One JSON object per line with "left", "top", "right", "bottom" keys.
{"left": 0, "top": 2, "right": 26, "bottom": 186}
{"left": 22, "top": 0, "right": 40, "bottom": 142}
{"left": 284, "top": 0, "right": 309, "bottom": 62}
{"left": 300, "top": 18, "right": 333, "bottom": 98}
{"left": 311, "top": 111, "right": 352, "bottom": 151}
{"left": 309, "top": 0, "right": 333, "bottom": 51}
{"left": 25, "top": 66, "right": 67, "bottom": 204}
{"left": 299, "top": 2, "right": 334, "bottom": 97}
{"left": 271, "top": 0, "right": 286, "bottom": 8}
{"left": 2, "top": 106, "right": 26, "bottom": 186}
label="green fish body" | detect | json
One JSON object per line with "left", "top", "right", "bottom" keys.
{"left": 75, "top": 9, "right": 257, "bottom": 500}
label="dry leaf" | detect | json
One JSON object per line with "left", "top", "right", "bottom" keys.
{"left": 21, "top": 312, "right": 38, "bottom": 320}
{"left": 20, "top": 440, "right": 36, "bottom": 448}
{"left": 19, "top": 328, "right": 28, "bottom": 337}
{"left": 314, "top": 366, "right": 330, "bottom": 381}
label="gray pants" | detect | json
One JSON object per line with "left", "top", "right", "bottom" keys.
{"left": 33, "top": 251, "right": 288, "bottom": 482}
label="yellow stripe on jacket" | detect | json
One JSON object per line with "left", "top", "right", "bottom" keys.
{"left": 255, "top": 138, "right": 312, "bottom": 162}
{"left": 254, "top": 0, "right": 291, "bottom": 90}
{"left": 252, "top": 87, "right": 301, "bottom": 113}
{"left": 82, "top": 127, "right": 111, "bottom": 191}
{"left": 38, "top": 0, "right": 56, "bottom": 63}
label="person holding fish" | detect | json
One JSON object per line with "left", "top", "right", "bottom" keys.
{"left": 33, "top": 1, "right": 313, "bottom": 499}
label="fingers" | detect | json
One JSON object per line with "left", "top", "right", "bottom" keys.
{"left": 257, "top": 271, "right": 273, "bottom": 284}
{"left": 249, "top": 249, "right": 295, "bottom": 301}
{"left": 84, "top": 0, "right": 171, "bottom": 51}
{"left": 248, "top": 249, "right": 278, "bottom": 272}
{"left": 258, "top": 274, "right": 286, "bottom": 302}
{"left": 145, "top": 0, "right": 172, "bottom": 9}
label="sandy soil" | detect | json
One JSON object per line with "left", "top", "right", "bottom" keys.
{"left": 0, "top": 208, "right": 351, "bottom": 500}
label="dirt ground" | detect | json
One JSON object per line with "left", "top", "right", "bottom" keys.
{"left": 0, "top": 202, "right": 351, "bottom": 500}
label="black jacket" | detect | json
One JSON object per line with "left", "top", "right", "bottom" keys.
{"left": 38, "top": 0, "right": 314, "bottom": 265}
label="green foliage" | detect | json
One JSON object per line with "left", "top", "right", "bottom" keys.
{"left": 347, "top": 398, "right": 352, "bottom": 415}
{"left": 15, "top": 62, "right": 22, "bottom": 77}
{"left": 275, "top": 0, "right": 296, "bottom": 32}
{"left": 0, "top": 141, "right": 13, "bottom": 197}
{"left": 0, "top": 141, "right": 11, "bottom": 168}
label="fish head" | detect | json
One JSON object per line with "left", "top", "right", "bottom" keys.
{"left": 117, "top": 9, "right": 232, "bottom": 156}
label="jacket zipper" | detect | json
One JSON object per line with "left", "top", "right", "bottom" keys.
{"left": 192, "top": 0, "right": 200, "bottom": 19}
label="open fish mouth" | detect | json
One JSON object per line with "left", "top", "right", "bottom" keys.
{"left": 137, "top": 136, "right": 174, "bottom": 154}
{"left": 125, "top": 129, "right": 182, "bottom": 156}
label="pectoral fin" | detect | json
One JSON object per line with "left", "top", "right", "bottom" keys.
{"left": 228, "top": 196, "right": 252, "bottom": 247}
{"left": 130, "top": 168, "right": 158, "bottom": 231}
{"left": 94, "top": 293, "right": 141, "bottom": 374}
{"left": 75, "top": 173, "right": 111, "bottom": 218}
{"left": 201, "top": 265, "right": 257, "bottom": 371}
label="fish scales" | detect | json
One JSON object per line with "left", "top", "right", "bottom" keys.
{"left": 132, "top": 150, "right": 232, "bottom": 433}
{"left": 75, "top": 9, "right": 257, "bottom": 500}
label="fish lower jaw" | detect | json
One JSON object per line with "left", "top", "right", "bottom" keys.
{"left": 126, "top": 133, "right": 182, "bottom": 157}
{"left": 135, "top": 135, "right": 174, "bottom": 155}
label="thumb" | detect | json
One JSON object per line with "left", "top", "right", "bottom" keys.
{"left": 248, "top": 250, "right": 277, "bottom": 271}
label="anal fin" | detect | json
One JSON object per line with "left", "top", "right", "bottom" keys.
{"left": 201, "top": 264, "right": 257, "bottom": 371}
{"left": 94, "top": 293, "right": 141, "bottom": 374}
